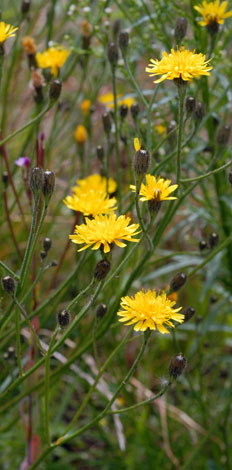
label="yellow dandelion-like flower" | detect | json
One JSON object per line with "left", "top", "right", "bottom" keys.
{"left": 0, "top": 22, "right": 18, "bottom": 44}
{"left": 81, "top": 99, "right": 91, "bottom": 115}
{"left": 130, "top": 174, "right": 178, "bottom": 202}
{"left": 70, "top": 213, "right": 141, "bottom": 253}
{"left": 63, "top": 190, "right": 117, "bottom": 217}
{"left": 117, "top": 289, "right": 184, "bottom": 333}
{"left": 36, "top": 46, "right": 70, "bottom": 77}
{"left": 74, "top": 173, "right": 117, "bottom": 195}
{"left": 156, "top": 124, "right": 166, "bottom": 135}
{"left": 74, "top": 124, "right": 87, "bottom": 144}
{"left": 134, "top": 137, "right": 141, "bottom": 152}
{"left": 194, "top": 0, "right": 232, "bottom": 26}
{"left": 146, "top": 47, "right": 212, "bottom": 83}
{"left": 98, "top": 92, "right": 135, "bottom": 109}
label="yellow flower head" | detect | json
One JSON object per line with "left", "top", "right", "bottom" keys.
{"left": 0, "top": 22, "right": 18, "bottom": 44}
{"left": 117, "top": 289, "right": 184, "bottom": 333}
{"left": 130, "top": 174, "right": 178, "bottom": 202}
{"left": 74, "top": 173, "right": 117, "bottom": 195}
{"left": 156, "top": 124, "right": 166, "bottom": 135}
{"left": 134, "top": 137, "right": 141, "bottom": 152}
{"left": 74, "top": 125, "right": 87, "bottom": 144}
{"left": 36, "top": 46, "right": 70, "bottom": 77}
{"left": 81, "top": 99, "right": 91, "bottom": 115}
{"left": 98, "top": 92, "right": 135, "bottom": 109}
{"left": 64, "top": 190, "right": 117, "bottom": 217}
{"left": 194, "top": 1, "right": 232, "bottom": 26}
{"left": 70, "top": 213, "right": 141, "bottom": 253}
{"left": 146, "top": 47, "right": 212, "bottom": 83}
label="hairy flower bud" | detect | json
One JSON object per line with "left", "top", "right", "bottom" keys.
{"left": 8, "top": 346, "right": 16, "bottom": 358}
{"left": 49, "top": 79, "right": 62, "bottom": 101}
{"left": 94, "top": 260, "right": 111, "bottom": 281}
{"left": 96, "top": 303, "right": 108, "bottom": 319}
{"left": 208, "top": 232, "right": 219, "bottom": 249}
{"left": 107, "top": 42, "right": 119, "bottom": 68}
{"left": 96, "top": 145, "right": 104, "bottom": 162}
{"left": 102, "top": 112, "right": 112, "bottom": 135}
{"left": 43, "top": 170, "right": 55, "bottom": 204}
{"left": 30, "top": 167, "right": 44, "bottom": 198}
{"left": 119, "top": 30, "right": 129, "bottom": 53}
{"left": 183, "top": 306, "right": 195, "bottom": 323}
{"left": 21, "top": 0, "right": 31, "bottom": 14}
{"left": 1, "top": 276, "right": 16, "bottom": 295}
{"left": 194, "top": 101, "right": 205, "bottom": 122}
{"left": 199, "top": 240, "right": 207, "bottom": 251}
{"left": 112, "top": 18, "right": 121, "bottom": 40}
{"left": 2, "top": 171, "right": 8, "bottom": 186}
{"left": 120, "top": 104, "right": 128, "bottom": 120}
{"left": 169, "top": 354, "right": 187, "bottom": 379}
{"left": 130, "top": 103, "right": 140, "bottom": 120}
{"left": 43, "top": 237, "right": 52, "bottom": 252}
{"left": 185, "top": 96, "right": 196, "bottom": 115}
{"left": 40, "top": 250, "right": 47, "bottom": 260}
{"left": 134, "top": 149, "right": 150, "bottom": 176}
{"left": 174, "top": 17, "right": 188, "bottom": 43}
{"left": 170, "top": 272, "right": 187, "bottom": 292}
{"left": 217, "top": 125, "right": 231, "bottom": 146}
{"left": 57, "top": 309, "right": 71, "bottom": 328}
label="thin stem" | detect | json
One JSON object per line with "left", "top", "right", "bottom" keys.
{"left": 66, "top": 278, "right": 95, "bottom": 311}
{"left": 176, "top": 85, "right": 186, "bottom": 185}
{"left": 112, "top": 66, "right": 122, "bottom": 212}
{"left": 181, "top": 159, "right": 232, "bottom": 183}
{"left": 122, "top": 52, "right": 148, "bottom": 108}
{"left": 188, "top": 233, "right": 232, "bottom": 279}
{"left": 109, "top": 383, "right": 171, "bottom": 414}
{"left": 19, "top": 196, "right": 40, "bottom": 292}
{"left": 146, "top": 85, "right": 160, "bottom": 153}
{"left": 15, "top": 310, "right": 23, "bottom": 377}
{"left": 13, "top": 296, "right": 46, "bottom": 355}
{"left": 3, "top": 190, "right": 22, "bottom": 260}
{"left": 92, "top": 317, "right": 100, "bottom": 371}
{"left": 135, "top": 189, "right": 153, "bottom": 250}
{"left": 0, "top": 261, "right": 20, "bottom": 280}
{"left": 45, "top": 326, "right": 59, "bottom": 446}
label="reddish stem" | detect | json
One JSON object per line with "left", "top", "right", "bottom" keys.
{"left": 3, "top": 189, "right": 23, "bottom": 260}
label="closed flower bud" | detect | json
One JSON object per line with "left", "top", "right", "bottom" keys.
{"left": 40, "top": 250, "right": 47, "bottom": 260}
{"left": 130, "top": 103, "right": 140, "bottom": 120}
{"left": 49, "top": 79, "right": 62, "bottom": 101}
{"left": 119, "top": 30, "right": 129, "bottom": 52}
{"left": 174, "top": 17, "right": 188, "bottom": 43}
{"left": 112, "top": 18, "right": 121, "bottom": 40}
{"left": 199, "top": 240, "right": 207, "bottom": 251}
{"left": 170, "top": 272, "right": 187, "bottom": 291}
{"left": 57, "top": 309, "right": 71, "bottom": 328}
{"left": 2, "top": 171, "right": 8, "bottom": 186}
{"left": 51, "top": 260, "right": 58, "bottom": 267}
{"left": 94, "top": 260, "right": 111, "bottom": 281}
{"left": 7, "top": 346, "right": 16, "bottom": 358}
{"left": 96, "top": 145, "right": 104, "bottom": 161}
{"left": 169, "top": 354, "right": 187, "bottom": 379}
{"left": 30, "top": 167, "right": 44, "bottom": 197}
{"left": 102, "top": 112, "right": 112, "bottom": 135}
{"left": 21, "top": 0, "right": 31, "bottom": 14}
{"left": 183, "top": 306, "right": 195, "bottom": 322}
{"left": 194, "top": 101, "right": 205, "bottom": 122}
{"left": 1, "top": 276, "right": 16, "bottom": 295}
{"left": 228, "top": 172, "right": 232, "bottom": 185}
{"left": 43, "top": 170, "right": 55, "bottom": 203}
{"left": 74, "top": 125, "right": 87, "bottom": 144}
{"left": 43, "top": 237, "right": 52, "bottom": 252}
{"left": 120, "top": 104, "right": 128, "bottom": 120}
{"left": 96, "top": 303, "right": 108, "bottom": 319}
{"left": 208, "top": 232, "right": 219, "bottom": 249}
{"left": 185, "top": 96, "right": 196, "bottom": 115}
{"left": 134, "top": 149, "right": 150, "bottom": 176}
{"left": 107, "top": 42, "right": 119, "bottom": 67}
{"left": 217, "top": 125, "right": 231, "bottom": 146}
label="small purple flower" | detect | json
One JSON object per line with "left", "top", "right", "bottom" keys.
{"left": 15, "top": 156, "right": 31, "bottom": 167}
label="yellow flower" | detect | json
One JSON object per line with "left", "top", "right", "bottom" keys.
{"left": 194, "top": 0, "right": 232, "bottom": 26}
{"left": 74, "top": 125, "right": 87, "bottom": 143}
{"left": 36, "top": 46, "right": 70, "bottom": 77}
{"left": 70, "top": 213, "right": 141, "bottom": 253}
{"left": 74, "top": 173, "right": 117, "bottom": 195}
{"left": 156, "top": 124, "right": 166, "bottom": 135}
{"left": 130, "top": 174, "right": 178, "bottom": 202}
{"left": 0, "top": 22, "right": 18, "bottom": 44}
{"left": 134, "top": 137, "right": 141, "bottom": 152}
{"left": 98, "top": 92, "right": 135, "bottom": 109}
{"left": 81, "top": 99, "right": 91, "bottom": 115}
{"left": 146, "top": 47, "right": 212, "bottom": 83}
{"left": 117, "top": 289, "right": 184, "bottom": 333}
{"left": 64, "top": 190, "right": 117, "bottom": 217}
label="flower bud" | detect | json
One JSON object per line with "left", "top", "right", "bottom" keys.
{"left": 21, "top": 0, "right": 31, "bottom": 14}
{"left": 107, "top": 42, "right": 119, "bottom": 68}
{"left": 96, "top": 145, "right": 104, "bottom": 162}
{"left": 96, "top": 303, "right": 108, "bottom": 319}
{"left": 94, "top": 260, "right": 111, "bottom": 281}
{"left": 208, "top": 232, "right": 219, "bottom": 249}
{"left": 57, "top": 309, "right": 71, "bottom": 328}
{"left": 43, "top": 237, "right": 52, "bottom": 252}
{"left": 134, "top": 149, "right": 150, "bottom": 176}
{"left": 169, "top": 353, "right": 187, "bottom": 379}
{"left": 7, "top": 346, "right": 16, "bottom": 358}
{"left": 49, "top": 79, "right": 62, "bottom": 101}
{"left": 199, "top": 240, "right": 207, "bottom": 251}
{"left": 112, "top": 18, "right": 121, "bottom": 40}
{"left": 217, "top": 125, "right": 230, "bottom": 146}
{"left": 194, "top": 101, "right": 205, "bottom": 122}
{"left": 1, "top": 276, "right": 16, "bottom": 295}
{"left": 119, "top": 30, "right": 129, "bottom": 53}
{"left": 30, "top": 167, "right": 44, "bottom": 198}
{"left": 51, "top": 260, "right": 58, "bottom": 267}
{"left": 174, "top": 17, "right": 188, "bottom": 43}
{"left": 130, "top": 103, "right": 140, "bottom": 120}
{"left": 43, "top": 170, "right": 55, "bottom": 204}
{"left": 185, "top": 96, "right": 196, "bottom": 115}
{"left": 74, "top": 125, "right": 87, "bottom": 144}
{"left": 183, "top": 306, "right": 195, "bottom": 322}
{"left": 170, "top": 272, "right": 187, "bottom": 292}
{"left": 210, "top": 295, "right": 218, "bottom": 304}
{"left": 40, "top": 250, "right": 47, "bottom": 260}
{"left": 102, "top": 112, "right": 112, "bottom": 135}
{"left": 120, "top": 104, "right": 128, "bottom": 120}
{"left": 2, "top": 171, "right": 8, "bottom": 186}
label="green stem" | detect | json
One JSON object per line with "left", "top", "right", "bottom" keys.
{"left": 19, "top": 196, "right": 39, "bottom": 291}
{"left": 112, "top": 67, "right": 122, "bottom": 212}
{"left": 0, "top": 261, "right": 20, "bottom": 280}
{"left": 109, "top": 383, "right": 171, "bottom": 414}
{"left": 181, "top": 159, "right": 232, "bottom": 183}
{"left": 146, "top": 85, "right": 160, "bottom": 153}
{"left": 122, "top": 53, "right": 148, "bottom": 108}
{"left": 66, "top": 278, "right": 95, "bottom": 311}
{"left": 15, "top": 310, "right": 23, "bottom": 377}
{"left": 188, "top": 233, "right": 232, "bottom": 279}
{"left": 45, "top": 326, "right": 59, "bottom": 447}
{"left": 13, "top": 296, "right": 46, "bottom": 355}
{"left": 135, "top": 189, "right": 153, "bottom": 250}
{"left": 176, "top": 85, "right": 186, "bottom": 185}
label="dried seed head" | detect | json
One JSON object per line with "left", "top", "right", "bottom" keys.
{"left": 43, "top": 237, "right": 52, "bottom": 252}
{"left": 49, "top": 79, "right": 62, "bottom": 101}
{"left": 134, "top": 149, "right": 150, "bottom": 176}
{"left": 107, "top": 42, "right": 119, "bottom": 67}
{"left": 22, "top": 36, "right": 36, "bottom": 55}
{"left": 194, "top": 101, "right": 205, "bottom": 121}
{"left": 183, "top": 306, "right": 195, "bottom": 323}
{"left": 43, "top": 170, "right": 55, "bottom": 204}
{"left": 208, "top": 232, "right": 219, "bottom": 249}
{"left": 169, "top": 353, "right": 187, "bottom": 379}
{"left": 217, "top": 125, "right": 231, "bottom": 146}
{"left": 2, "top": 171, "right": 8, "bottom": 186}
{"left": 130, "top": 103, "right": 140, "bottom": 120}
{"left": 57, "top": 309, "right": 71, "bottom": 328}
{"left": 1, "top": 276, "right": 16, "bottom": 295}
{"left": 96, "top": 303, "right": 108, "bottom": 319}
{"left": 170, "top": 272, "right": 187, "bottom": 292}
{"left": 174, "top": 17, "right": 188, "bottom": 43}
{"left": 119, "top": 30, "right": 129, "bottom": 52}
{"left": 199, "top": 240, "right": 208, "bottom": 251}
{"left": 102, "top": 112, "right": 112, "bottom": 135}
{"left": 96, "top": 145, "right": 104, "bottom": 162}
{"left": 94, "top": 260, "right": 111, "bottom": 281}
{"left": 185, "top": 96, "right": 196, "bottom": 115}
{"left": 30, "top": 167, "right": 44, "bottom": 198}
{"left": 31, "top": 69, "right": 44, "bottom": 89}
{"left": 120, "top": 104, "right": 128, "bottom": 120}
